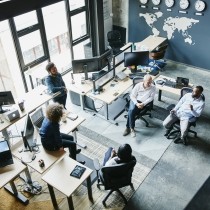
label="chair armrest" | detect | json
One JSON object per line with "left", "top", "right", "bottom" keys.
{"left": 167, "top": 104, "right": 175, "bottom": 111}
{"left": 93, "top": 158, "right": 101, "bottom": 171}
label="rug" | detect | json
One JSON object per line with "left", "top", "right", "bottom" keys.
{"left": 0, "top": 133, "right": 151, "bottom": 210}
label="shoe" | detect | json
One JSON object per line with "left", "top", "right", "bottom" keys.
{"left": 164, "top": 129, "right": 171, "bottom": 136}
{"left": 76, "top": 149, "right": 81, "bottom": 154}
{"left": 79, "top": 161, "right": 85, "bottom": 165}
{"left": 131, "top": 129, "right": 136, "bottom": 138}
{"left": 123, "top": 128, "right": 131, "bottom": 136}
{"left": 174, "top": 137, "right": 182, "bottom": 144}
{"left": 182, "top": 137, "right": 187, "bottom": 145}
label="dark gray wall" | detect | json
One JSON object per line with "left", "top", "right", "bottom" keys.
{"left": 128, "top": 0, "right": 210, "bottom": 70}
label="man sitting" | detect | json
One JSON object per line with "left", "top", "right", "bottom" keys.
{"left": 123, "top": 74, "right": 156, "bottom": 137}
{"left": 163, "top": 86, "right": 205, "bottom": 144}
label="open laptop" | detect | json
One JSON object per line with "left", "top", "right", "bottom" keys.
{"left": 30, "top": 107, "right": 45, "bottom": 129}
{"left": 0, "top": 140, "right": 14, "bottom": 167}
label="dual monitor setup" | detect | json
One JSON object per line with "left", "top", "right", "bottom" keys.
{"left": 72, "top": 44, "right": 150, "bottom": 93}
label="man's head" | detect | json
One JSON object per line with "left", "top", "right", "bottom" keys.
{"left": 46, "top": 62, "right": 58, "bottom": 75}
{"left": 117, "top": 144, "right": 132, "bottom": 162}
{"left": 192, "top": 86, "right": 204, "bottom": 99}
{"left": 143, "top": 74, "right": 153, "bottom": 88}
{"left": 46, "top": 103, "right": 64, "bottom": 123}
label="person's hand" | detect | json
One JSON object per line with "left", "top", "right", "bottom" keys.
{"left": 136, "top": 102, "right": 144, "bottom": 109}
{"left": 111, "top": 149, "right": 117, "bottom": 158}
{"left": 59, "top": 147, "right": 64, "bottom": 151}
{"left": 170, "top": 109, "right": 175, "bottom": 115}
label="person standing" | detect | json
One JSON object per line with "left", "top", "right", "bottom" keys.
{"left": 45, "top": 62, "right": 67, "bottom": 109}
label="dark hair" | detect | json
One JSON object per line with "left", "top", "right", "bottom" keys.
{"left": 117, "top": 144, "right": 132, "bottom": 162}
{"left": 46, "top": 103, "right": 64, "bottom": 123}
{"left": 195, "top": 86, "right": 203, "bottom": 93}
{"left": 46, "top": 62, "right": 55, "bottom": 73}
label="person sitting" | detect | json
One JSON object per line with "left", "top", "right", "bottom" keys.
{"left": 45, "top": 62, "right": 67, "bottom": 109}
{"left": 163, "top": 86, "right": 205, "bottom": 144}
{"left": 39, "top": 103, "right": 85, "bottom": 164}
{"left": 123, "top": 74, "right": 156, "bottom": 137}
{"left": 103, "top": 143, "right": 133, "bottom": 166}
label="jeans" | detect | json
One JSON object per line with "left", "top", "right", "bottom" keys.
{"left": 61, "top": 133, "right": 77, "bottom": 160}
{"left": 53, "top": 94, "right": 67, "bottom": 109}
{"left": 126, "top": 100, "right": 142, "bottom": 129}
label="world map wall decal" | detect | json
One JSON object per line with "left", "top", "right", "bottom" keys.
{"left": 139, "top": 12, "right": 199, "bottom": 45}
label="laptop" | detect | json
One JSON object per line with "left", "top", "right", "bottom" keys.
{"left": 176, "top": 77, "right": 189, "bottom": 89}
{"left": 30, "top": 107, "right": 45, "bottom": 129}
{"left": 0, "top": 140, "right": 14, "bottom": 167}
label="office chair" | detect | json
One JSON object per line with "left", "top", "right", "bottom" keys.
{"left": 107, "top": 30, "right": 124, "bottom": 55}
{"left": 149, "top": 44, "right": 168, "bottom": 71}
{"left": 165, "top": 87, "right": 205, "bottom": 145}
{"left": 93, "top": 156, "right": 136, "bottom": 206}
{"left": 124, "top": 76, "right": 154, "bottom": 127}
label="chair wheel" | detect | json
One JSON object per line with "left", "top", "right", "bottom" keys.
{"left": 97, "top": 184, "right": 100, "bottom": 189}
{"left": 102, "top": 201, "right": 106, "bottom": 206}
{"left": 115, "top": 123, "right": 119, "bottom": 126}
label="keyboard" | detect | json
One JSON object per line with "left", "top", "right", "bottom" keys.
{"left": 164, "top": 80, "right": 176, "bottom": 88}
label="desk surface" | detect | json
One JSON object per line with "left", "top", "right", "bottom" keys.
{"left": 0, "top": 158, "right": 26, "bottom": 188}
{"left": 135, "top": 35, "right": 167, "bottom": 52}
{"left": 12, "top": 116, "right": 85, "bottom": 174}
{"left": 42, "top": 155, "right": 93, "bottom": 197}
{"left": 0, "top": 85, "right": 57, "bottom": 132}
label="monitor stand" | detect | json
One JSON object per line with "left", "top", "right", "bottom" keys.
{"left": 83, "top": 64, "right": 89, "bottom": 80}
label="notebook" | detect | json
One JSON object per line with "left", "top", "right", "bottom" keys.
{"left": 30, "top": 108, "right": 45, "bottom": 129}
{"left": 0, "top": 140, "right": 14, "bottom": 168}
{"left": 70, "top": 165, "right": 86, "bottom": 179}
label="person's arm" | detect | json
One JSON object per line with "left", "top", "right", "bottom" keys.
{"left": 53, "top": 123, "right": 63, "bottom": 149}
{"left": 173, "top": 93, "right": 187, "bottom": 112}
{"left": 130, "top": 83, "right": 140, "bottom": 105}
{"left": 45, "top": 76, "right": 66, "bottom": 94}
{"left": 190, "top": 102, "right": 205, "bottom": 118}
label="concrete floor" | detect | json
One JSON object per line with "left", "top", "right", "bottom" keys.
{"left": 64, "top": 60, "right": 210, "bottom": 210}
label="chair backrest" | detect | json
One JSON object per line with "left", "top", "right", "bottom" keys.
{"left": 133, "top": 76, "right": 144, "bottom": 88}
{"left": 99, "top": 156, "right": 136, "bottom": 190}
{"left": 107, "top": 30, "right": 121, "bottom": 42}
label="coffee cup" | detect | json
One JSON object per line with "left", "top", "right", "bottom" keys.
{"left": 18, "top": 101, "right": 25, "bottom": 111}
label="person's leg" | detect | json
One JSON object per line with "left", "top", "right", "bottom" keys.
{"left": 127, "top": 101, "right": 140, "bottom": 129}
{"left": 103, "top": 147, "right": 113, "bottom": 166}
{"left": 180, "top": 119, "right": 190, "bottom": 143}
{"left": 163, "top": 113, "right": 179, "bottom": 135}
{"left": 61, "top": 133, "right": 77, "bottom": 160}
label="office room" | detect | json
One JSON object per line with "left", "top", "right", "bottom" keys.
{"left": 0, "top": 0, "right": 210, "bottom": 209}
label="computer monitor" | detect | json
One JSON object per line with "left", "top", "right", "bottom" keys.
{"left": 21, "top": 114, "right": 36, "bottom": 153}
{"left": 124, "top": 51, "right": 149, "bottom": 71}
{"left": 0, "top": 140, "right": 14, "bottom": 168}
{"left": 99, "top": 49, "right": 113, "bottom": 71}
{"left": 0, "top": 91, "right": 16, "bottom": 113}
{"left": 72, "top": 57, "right": 99, "bottom": 80}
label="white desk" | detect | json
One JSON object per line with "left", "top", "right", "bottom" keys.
{"left": 0, "top": 85, "right": 59, "bottom": 140}
{"left": 154, "top": 75, "right": 193, "bottom": 101}
{"left": 12, "top": 116, "right": 85, "bottom": 174}
{"left": 42, "top": 156, "right": 93, "bottom": 210}
{"left": 135, "top": 35, "right": 167, "bottom": 52}
{"left": 0, "top": 158, "right": 32, "bottom": 204}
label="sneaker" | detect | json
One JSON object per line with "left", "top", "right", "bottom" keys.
{"left": 131, "top": 129, "right": 136, "bottom": 138}
{"left": 79, "top": 161, "right": 85, "bottom": 165}
{"left": 123, "top": 128, "right": 131, "bottom": 136}
{"left": 76, "top": 149, "right": 81, "bottom": 154}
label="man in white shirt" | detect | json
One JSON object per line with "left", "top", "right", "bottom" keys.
{"left": 123, "top": 74, "right": 156, "bottom": 137}
{"left": 163, "top": 86, "right": 205, "bottom": 144}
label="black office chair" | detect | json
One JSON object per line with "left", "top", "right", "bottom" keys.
{"left": 107, "top": 30, "right": 124, "bottom": 55}
{"left": 124, "top": 76, "right": 154, "bottom": 127}
{"left": 93, "top": 156, "right": 136, "bottom": 206}
{"left": 165, "top": 87, "right": 205, "bottom": 145}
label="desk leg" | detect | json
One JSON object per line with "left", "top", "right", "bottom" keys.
{"left": 103, "top": 102, "right": 109, "bottom": 120}
{"left": 86, "top": 176, "right": 93, "bottom": 202}
{"left": 48, "top": 184, "right": 59, "bottom": 210}
{"left": 72, "top": 130, "right": 87, "bottom": 149}
{"left": 4, "top": 181, "right": 29, "bottom": 205}
{"left": 80, "top": 95, "right": 85, "bottom": 110}
{"left": 158, "top": 89, "right": 162, "bottom": 101}
{"left": 2, "top": 129, "right": 10, "bottom": 141}
{"left": 67, "top": 195, "right": 74, "bottom": 210}
{"left": 24, "top": 167, "right": 33, "bottom": 184}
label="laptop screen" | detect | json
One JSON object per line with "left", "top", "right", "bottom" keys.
{"left": 0, "top": 140, "right": 13, "bottom": 167}
{"left": 30, "top": 108, "right": 44, "bottom": 125}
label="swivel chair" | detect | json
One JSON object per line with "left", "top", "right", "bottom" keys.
{"left": 93, "top": 156, "right": 136, "bottom": 206}
{"left": 107, "top": 30, "right": 124, "bottom": 55}
{"left": 124, "top": 76, "right": 154, "bottom": 127}
{"left": 165, "top": 87, "right": 205, "bottom": 145}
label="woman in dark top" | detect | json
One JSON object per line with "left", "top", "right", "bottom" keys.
{"left": 39, "top": 103, "right": 85, "bottom": 164}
